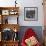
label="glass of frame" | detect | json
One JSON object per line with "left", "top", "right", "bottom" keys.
{"left": 24, "top": 7, "right": 38, "bottom": 21}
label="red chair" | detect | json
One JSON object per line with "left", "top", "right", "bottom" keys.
{"left": 21, "top": 28, "right": 41, "bottom": 46}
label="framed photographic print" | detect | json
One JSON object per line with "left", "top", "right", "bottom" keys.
{"left": 24, "top": 7, "right": 38, "bottom": 21}
{"left": 8, "top": 16, "right": 18, "bottom": 24}
{"left": 2, "top": 10, "right": 9, "bottom": 15}
{"left": 2, "top": 16, "right": 8, "bottom": 24}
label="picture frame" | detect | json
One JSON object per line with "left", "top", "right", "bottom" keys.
{"left": 8, "top": 16, "right": 18, "bottom": 24}
{"left": 9, "top": 10, "right": 18, "bottom": 15}
{"left": 2, "top": 16, "right": 18, "bottom": 24}
{"left": 24, "top": 7, "right": 38, "bottom": 21}
{"left": 0, "top": 32, "right": 1, "bottom": 41}
{"left": 2, "top": 10, "right": 9, "bottom": 15}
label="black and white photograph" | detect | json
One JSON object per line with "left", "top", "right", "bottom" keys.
{"left": 24, "top": 7, "right": 38, "bottom": 21}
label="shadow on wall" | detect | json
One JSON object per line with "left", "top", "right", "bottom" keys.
{"left": 18, "top": 26, "right": 44, "bottom": 44}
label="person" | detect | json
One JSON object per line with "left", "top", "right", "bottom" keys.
{"left": 21, "top": 28, "right": 41, "bottom": 46}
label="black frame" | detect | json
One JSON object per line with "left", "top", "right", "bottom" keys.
{"left": 24, "top": 7, "right": 38, "bottom": 21}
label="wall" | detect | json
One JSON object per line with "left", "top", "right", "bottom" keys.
{"left": 18, "top": 0, "right": 44, "bottom": 26}
{"left": 43, "top": 0, "right": 46, "bottom": 26}
{"left": 0, "top": 0, "right": 44, "bottom": 26}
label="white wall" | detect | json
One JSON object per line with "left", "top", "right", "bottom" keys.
{"left": 0, "top": 0, "right": 44, "bottom": 26}
{"left": 18, "top": 0, "right": 44, "bottom": 26}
